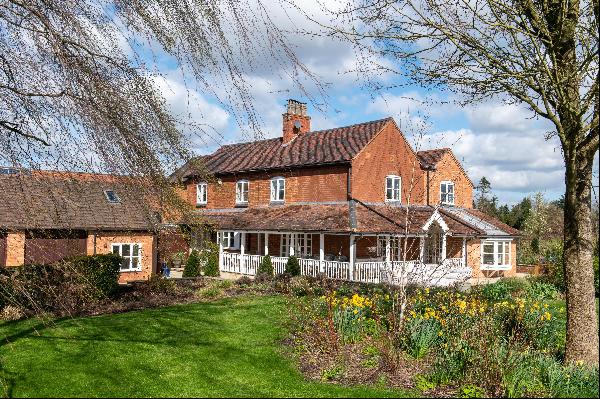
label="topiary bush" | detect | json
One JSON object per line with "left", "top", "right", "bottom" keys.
{"left": 286, "top": 255, "right": 301, "bottom": 276}
{"left": 201, "top": 242, "right": 220, "bottom": 277}
{"left": 183, "top": 249, "right": 201, "bottom": 277}
{"left": 257, "top": 254, "right": 273, "bottom": 277}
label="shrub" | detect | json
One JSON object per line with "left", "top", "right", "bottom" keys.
{"left": 525, "top": 281, "right": 560, "bottom": 301}
{"left": 256, "top": 254, "right": 274, "bottom": 277}
{"left": 200, "top": 242, "right": 220, "bottom": 277}
{"left": 68, "top": 254, "right": 121, "bottom": 298}
{"left": 235, "top": 276, "right": 253, "bottom": 286}
{"left": 0, "top": 258, "right": 117, "bottom": 316}
{"left": 479, "top": 278, "right": 530, "bottom": 302}
{"left": 182, "top": 249, "right": 200, "bottom": 277}
{"left": 480, "top": 281, "right": 512, "bottom": 302}
{"left": 146, "top": 274, "right": 177, "bottom": 294}
{"left": 286, "top": 255, "right": 301, "bottom": 276}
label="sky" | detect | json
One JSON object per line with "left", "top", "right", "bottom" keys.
{"left": 141, "top": 0, "right": 598, "bottom": 206}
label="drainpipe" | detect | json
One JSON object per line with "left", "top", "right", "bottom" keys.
{"left": 426, "top": 170, "right": 430, "bottom": 206}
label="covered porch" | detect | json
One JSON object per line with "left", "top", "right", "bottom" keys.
{"left": 217, "top": 229, "right": 470, "bottom": 286}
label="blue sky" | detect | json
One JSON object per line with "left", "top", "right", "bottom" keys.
{"left": 142, "top": 1, "right": 598, "bottom": 206}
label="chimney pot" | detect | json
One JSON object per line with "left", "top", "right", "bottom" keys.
{"left": 282, "top": 99, "right": 311, "bottom": 144}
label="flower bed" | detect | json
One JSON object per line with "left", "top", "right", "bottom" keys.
{"left": 287, "top": 278, "right": 598, "bottom": 397}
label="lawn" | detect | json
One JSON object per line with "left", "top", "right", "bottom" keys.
{"left": 0, "top": 295, "right": 410, "bottom": 398}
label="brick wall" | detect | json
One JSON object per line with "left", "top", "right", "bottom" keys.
{"left": 87, "top": 232, "right": 157, "bottom": 283}
{"left": 5, "top": 232, "right": 25, "bottom": 266}
{"left": 351, "top": 122, "right": 426, "bottom": 204}
{"left": 184, "top": 165, "right": 349, "bottom": 209}
{"left": 424, "top": 152, "right": 473, "bottom": 208}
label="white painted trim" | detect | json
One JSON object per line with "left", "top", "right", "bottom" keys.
{"left": 264, "top": 233, "right": 269, "bottom": 255}
{"left": 384, "top": 175, "right": 402, "bottom": 203}
{"left": 440, "top": 180, "right": 455, "bottom": 205}
{"left": 422, "top": 209, "right": 449, "bottom": 232}
{"left": 480, "top": 239, "right": 512, "bottom": 269}
{"left": 235, "top": 180, "right": 249, "bottom": 205}
{"left": 111, "top": 243, "right": 143, "bottom": 272}
{"left": 196, "top": 182, "right": 208, "bottom": 205}
{"left": 270, "top": 176, "right": 286, "bottom": 202}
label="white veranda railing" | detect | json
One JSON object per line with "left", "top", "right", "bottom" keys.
{"left": 220, "top": 252, "right": 470, "bottom": 286}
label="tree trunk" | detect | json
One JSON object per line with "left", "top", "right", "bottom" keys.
{"left": 563, "top": 149, "right": 599, "bottom": 367}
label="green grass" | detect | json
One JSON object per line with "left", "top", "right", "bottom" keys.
{"left": 0, "top": 296, "right": 410, "bottom": 398}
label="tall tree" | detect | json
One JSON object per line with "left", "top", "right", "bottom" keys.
{"left": 0, "top": 0, "right": 320, "bottom": 177}
{"left": 320, "top": 0, "right": 599, "bottom": 365}
{"left": 474, "top": 176, "right": 499, "bottom": 217}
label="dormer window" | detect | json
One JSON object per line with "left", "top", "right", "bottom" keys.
{"left": 270, "top": 177, "right": 285, "bottom": 202}
{"left": 104, "top": 190, "right": 120, "bottom": 203}
{"left": 196, "top": 182, "right": 207, "bottom": 205}
{"left": 385, "top": 175, "right": 401, "bottom": 202}
{"left": 440, "top": 181, "right": 455, "bottom": 205}
{"left": 236, "top": 180, "right": 249, "bottom": 204}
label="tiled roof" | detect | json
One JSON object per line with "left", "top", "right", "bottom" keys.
{"left": 192, "top": 202, "right": 517, "bottom": 236}
{"left": 416, "top": 148, "right": 450, "bottom": 169}
{"left": 446, "top": 207, "right": 521, "bottom": 236}
{"left": 171, "top": 118, "right": 393, "bottom": 180}
{"left": 0, "top": 171, "right": 157, "bottom": 230}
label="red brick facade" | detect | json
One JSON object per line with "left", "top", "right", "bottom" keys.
{"left": 352, "top": 122, "right": 426, "bottom": 204}
{"left": 423, "top": 151, "right": 474, "bottom": 208}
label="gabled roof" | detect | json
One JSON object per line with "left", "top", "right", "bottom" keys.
{"left": 0, "top": 170, "right": 158, "bottom": 231}
{"left": 416, "top": 148, "right": 450, "bottom": 169}
{"left": 171, "top": 118, "right": 393, "bottom": 180}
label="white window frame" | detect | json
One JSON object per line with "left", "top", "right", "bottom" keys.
{"left": 217, "top": 231, "right": 239, "bottom": 250}
{"left": 385, "top": 175, "right": 401, "bottom": 202}
{"left": 111, "top": 243, "right": 142, "bottom": 272}
{"left": 280, "top": 233, "right": 312, "bottom": 257}
{"left": 236, "top": 180, "right": 249, "bottom": 205}
{"left": 270, "top": 177, "right": 285, "bottom": 203}
{"left": 376, "top": 236, "right": 400, "bottom": 261}
{"left": 440, "top": 181, "right": 455, "bottom": 205}
{"left": 480, "top": 239, "right": 512, "bottom": 270}
{"left": 196, "top": 182, "right": 208, "bottom": 205}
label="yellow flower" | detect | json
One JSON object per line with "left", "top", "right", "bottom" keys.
{"left": 438, "top": 331, "right": 443, "bottom": 336}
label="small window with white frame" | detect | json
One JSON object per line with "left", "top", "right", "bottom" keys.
{"left": 481, "top": 239, "right": 511, "bottom": 269}
{"left": 112, "top": 243, "right": 142, "bottom": 271}
{"left": 385, "top": 175, "right": 401, "bottom": 202}
{"left": 440, "top": 181, "right": 455, "bottom": 205}
{"left": 236, "top": 180, "right": 249, "bottom": 204}
{"left": 270, "top": 177, "right": 285, "bottom": 202}
{"left": 196, "top": 182, "right": 207, "bottom": 205}
{"left": 217, "top": 231, "right": 238, "bottom": 249}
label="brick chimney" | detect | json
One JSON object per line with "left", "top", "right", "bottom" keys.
{"left": 282, "top": 99, "right": 311, "bottom": 144}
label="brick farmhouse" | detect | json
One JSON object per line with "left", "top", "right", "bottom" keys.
{"left": 1, "top": 100, "right": 519, "bottom": 285}
{"left": 170, "top": 100, "right": 520, "bottom": 284}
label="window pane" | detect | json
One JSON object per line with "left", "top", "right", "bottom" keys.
{"left": 483, "top": 254, "right": 494, "bottom": 265}
{"left": 447, "top": 184, "right": 454, "bottom": 193}
{"left": 441, "top": 183, "right": 447, "bottom": 194}
{"left": 133, "top": 244, "right": 139, "bottom": 257}
{"left": 112, "top": 245, "right": 120, "bottom": 255}
{"left": 441, "top": 193, "right": 447, "bottom": 203}
{"left": 448, "top": 194, "right": 454, "bottom": 204}
{"left": 132, "top": 258, "right": 139, "bottom": 269}
{"left": 121, "top": 258, "right": 130, "bottom": 270}
{"left": 122, "top": 244, "right": 131, "bottom": 256}
{"left": 483, "top": 243, "right": 494, "bottom": 254}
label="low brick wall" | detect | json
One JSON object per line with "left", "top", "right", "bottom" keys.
{"left": 516, "top": 264, "right": 547, "bottom": 276}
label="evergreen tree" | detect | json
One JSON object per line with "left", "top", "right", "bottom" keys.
{"left": 286, "top": 256, "right": 301, "bottom": 276}
{"left": 182, "top": 250, "right": 200, "bottom": 277}
{"left": 257, "top": 255, "right": 274, "bottom": 277}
